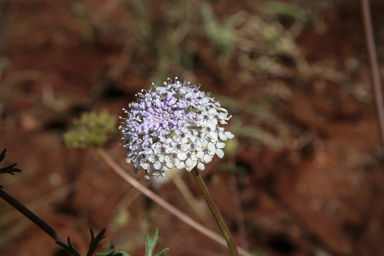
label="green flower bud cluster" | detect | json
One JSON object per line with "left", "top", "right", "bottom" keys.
{"left": 64, "top": 111, "right": 116, "bottom": 148}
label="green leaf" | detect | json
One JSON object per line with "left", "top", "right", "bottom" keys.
{"left": 96, "top": 249, "right": 115, "bottom": 256}
{"left": 56, "top": 237, "right": 82, "bottom": 256}
{"left": 0, "top": 149, "right": 22, "bottom": 188}
{"left": 144, "top": 229, "right": 168, "bottom": 256}
{"left": 0, "top": 163, "right": 22, "bottom": 175}
{"left": 56, "top": 229, "right": 108, "bottom": 256}
{"left": 87, "top": 229, "right": 106, "bottom": 256}
{"left": 117, "top": 250, "right": 132, "bottom": 256}
{"left": 144, "top": 229, "right": 158, "bottom": 256}
{"left": 97, "top": 242, "right": 129, "bottom": 256}
{"left": 97, "top": 229, "right": 167, "bottom": 256}
{"left": 154, "top": 248, "right": 169, "bottom": 256}
{"left": 0, "top": 149, "right": 6, "bottom": 163}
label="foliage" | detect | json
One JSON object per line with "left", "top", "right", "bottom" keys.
{"left": 56, "top": 236, "right": 82, "bottom": 256}
{"left": 144, "top": 228, "right": 169, "bottom": 256}
{"left": 0, "top": 149, "right": 168, "bottom": 256}
{"left": 0, "top": 149, "right": 21, "bottom": 188}
{"left": 57, "top": 229, "right": 108, "bottom": 256}
{"left": 57, "top": 228, "right": 168, "bottom": 256}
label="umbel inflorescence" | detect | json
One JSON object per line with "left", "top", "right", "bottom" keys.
{"left": 119, "top": 78, "right": 234, "bottom": 179}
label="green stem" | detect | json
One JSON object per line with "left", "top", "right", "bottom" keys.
{"left": 0, "top": 188, "right": 67, "bottom": 245}
{"left": 97, "top": 148, "right": 252, "bottom": 256}
{"left": 191, "top": 168, "right": 239, "bottom": 256}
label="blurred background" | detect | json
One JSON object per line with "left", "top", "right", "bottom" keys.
{"left": 1, "top": 0, "right": 384, "bottom": 255}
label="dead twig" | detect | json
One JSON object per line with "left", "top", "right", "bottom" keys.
{"left": 361, "top": 0, "right": 384, "bottom": 146}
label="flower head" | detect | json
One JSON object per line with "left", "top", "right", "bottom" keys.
{"left": 119, "top": 77, "right": 234, "bottom": 179}
{"left": 64, "top": 111, "right": 116, "bottom": 148}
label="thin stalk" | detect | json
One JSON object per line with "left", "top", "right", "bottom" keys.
{"left": 0, "top": 189, "right": 67, "bottom": 245}
{"left": 361, "top": 0, "right": 384, "bottom": 146}
{"left": 191, "top": 168, "right": 239, "bottom": 256}
{"left": 96, "top": 148, "right": 252, "bottom": 256}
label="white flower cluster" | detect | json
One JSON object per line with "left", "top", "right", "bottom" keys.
{"left": 119, "top": 77, "right": 234, "bottom": 179}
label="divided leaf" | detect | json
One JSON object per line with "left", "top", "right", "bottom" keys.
{"left": 87, "top": 229, "right": 107, "bottom": 256}
{"left": 0, "top": 149, "right": 22, "bottom": 188}
{"left": 144, "top": 229, "right": 169, "bottom": 256}
{"left": 56, "top": 229, "right": 107, "bottom": 256}
{"left": 97, "top": 244, "right": 132, "bottom": 256}
{"left": 56, "top": 237, "right": 82, "bottom": 256}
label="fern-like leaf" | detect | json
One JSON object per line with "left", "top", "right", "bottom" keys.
{"left": 56, "top": 237, "right": 82, "bottom": 256}
{"left": 0, "top": 149, "right": 22, "bottom": 188}
{"left": 87, "top": 229, "right": 106, "bottom": 256}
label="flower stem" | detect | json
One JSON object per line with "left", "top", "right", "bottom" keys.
{"left": 0, "top": 188, "right": 67, "bottom": 245}
{"left": 97, "top": 148, "right": 251, "bottom": 256}
{"left": 191, "top": 168, "right": 239, "bottom": 256}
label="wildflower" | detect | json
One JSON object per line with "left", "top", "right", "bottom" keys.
{"left": 119, "top": 77, "right": 234, "bottom": 179}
